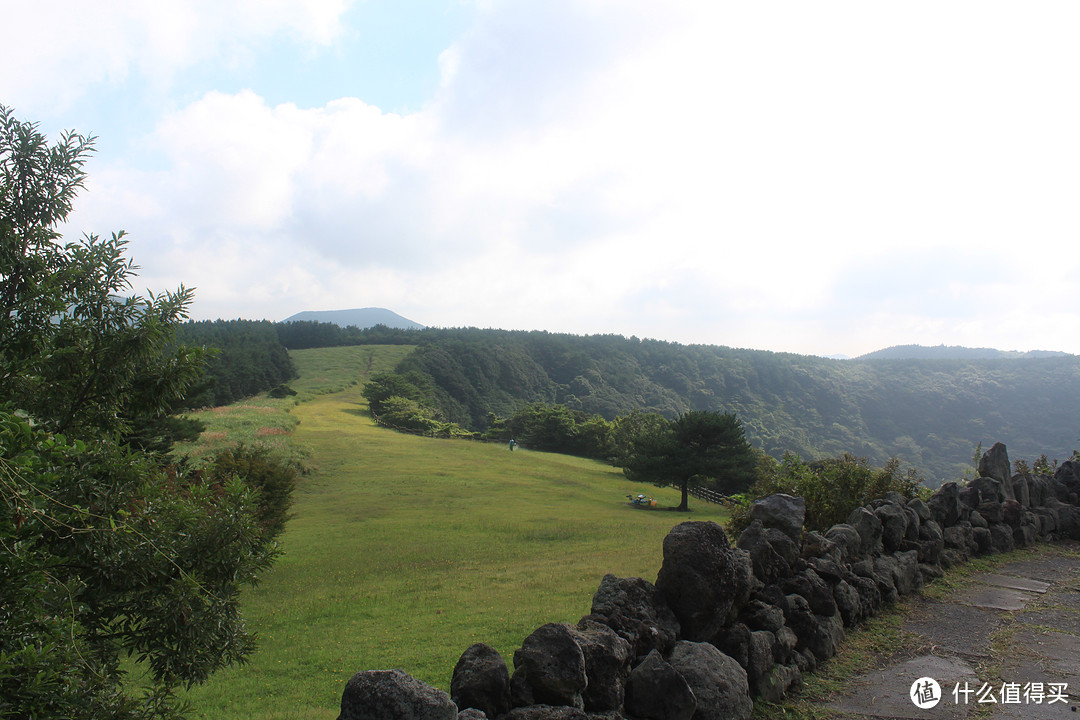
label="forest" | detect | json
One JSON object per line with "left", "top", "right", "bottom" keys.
{"left": 177, "top": 319, "right": 298, "bottom": 406}
{"left": 269, "top": 323, "right": 1080, "bottom": 484}
{"left": 177, "top": 317, "right": 1080, "bottom": 485}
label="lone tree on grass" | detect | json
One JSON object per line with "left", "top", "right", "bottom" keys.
{"left": 623, "top": 410, "right": 757, "bottom": 511}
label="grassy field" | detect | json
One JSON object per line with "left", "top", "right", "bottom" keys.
{"left": 178, "top": 346, "right": 729, "bottom": 719}
{"left": 170, "top": 345, "right": 415, "bottom": 467}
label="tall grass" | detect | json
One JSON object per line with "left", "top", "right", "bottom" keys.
{"left": 178, "top": 347, "right": 729, "bottom": 719}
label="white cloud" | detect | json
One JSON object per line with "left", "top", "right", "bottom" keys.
{"left": 38, "top": 1, "right": 1080, "bottom": 354}
{"left": 0, "top": 0, "right": 353, "bottom": 114}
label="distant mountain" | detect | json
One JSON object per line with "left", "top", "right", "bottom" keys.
{"left": 857, "top": 344, "right": 1070, "bottom": 361}
{"left": 282, "top": 308, "right": 425, "bottom": 330}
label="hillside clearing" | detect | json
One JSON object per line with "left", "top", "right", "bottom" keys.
{"left": 180, "top": 346, "right": 729, "bottom": 719}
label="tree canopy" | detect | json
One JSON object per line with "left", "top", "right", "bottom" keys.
{"left": 623, "top": 410, "right": 758, "bottom": 511}
{"left": 0, "top": 105, "right": 278, "bottom": 718}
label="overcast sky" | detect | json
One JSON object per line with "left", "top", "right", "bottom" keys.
{"left": 4, "top": 1, "right": 1079, "bottom": 357}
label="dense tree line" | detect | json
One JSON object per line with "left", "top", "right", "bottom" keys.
{"left": 177, "top": 319, "right": 297, "bottom": 406}
{"left": 274, "top": 320, "right": 419, "bottom": 349}
{"left": 346, "top": 327, "right": 1079, "bottom": 484}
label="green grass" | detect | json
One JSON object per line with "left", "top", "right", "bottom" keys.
{"left": 287, "top": 345, "right": 415, "bottom": 403}
{"left": 178, "top": 346, "right": 729, "bottom": 719}
{"left": 170, "top": 345, "right": 415, "bottom": 468}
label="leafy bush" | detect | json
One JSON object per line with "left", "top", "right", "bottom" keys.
{"left": 362, "top": 371, "right": 432, "bottom": 415}
{"left": 1, "top": 409, "right": 276, "bottom": 718}
{"left": 494, "top": 402, "right": 612, "bottom": 458}
{"left": 209, "top": 445, "right": 298, "bottom": 540}
{"left": 376, "top": 396, "right": 441, "bottom": 433}
{"left": 268, "top": 383, "right": 298, "bottom": 398}
{"left": 728, "top": 452, "right": 925, "bottom": 535}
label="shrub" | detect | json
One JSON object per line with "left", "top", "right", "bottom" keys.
{"left": 209, "top": 445, "right": 298, "bottom": 540}
{"left": 728, "top": 452, "right": 925, "bottom": 535}
{"left": 498, "top": 402, "right": 612, "bottom": 458}
{"left": 268, "top": 384, "right": 297, "bottom": 399}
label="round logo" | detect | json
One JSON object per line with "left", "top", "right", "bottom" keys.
{"left": 910, "top": 677, "right": 942, "bottom": 709}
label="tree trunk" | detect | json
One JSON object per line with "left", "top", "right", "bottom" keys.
{"left": 678, "top": 479, "right": 690, "bottom": 512}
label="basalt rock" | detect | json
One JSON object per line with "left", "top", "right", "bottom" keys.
{"left": 824, "top": 523, "right": 863, "bottom": 563}
{"left": 967, "top": 477, "right": 1004, "bottom": 505}
{"left": 451, "top": 643, "right": 510, "bottom": 720}
{"left": 738, "top": 520, "right": 792, "bottom": 585}
{"left": 624, "top": 650, "right": 696, "bottom": 720}
{"left": 801, "top": 531, "right": 835, "bottom": 559}
{"left": 805, "top": 555, "right": 844, "bottom": 584}
{"left": 1029, "top": 475, "right": 1053, "bottom": 507}
{"left": 916, "top": 520, "right": 944, "bottom": 564}
{"left": 758, "top": 663, "right": 802, "bottom": 704}
{"left": 943, "top": 523, "right": 973, "bottom": 558}
{"left": 1013, "top": 523, "right": 1037, "bottom": 548}
{"left": 832, "top": 579, "right": 863, "bottom": 627}
{"left": 979, "top": 443, "right": 1015, "bottom": 501}
{"left": 869, "top": 555, "right": 899, "bottom": 604}
{"left": 988, "top": 524, "right": 1015, "bottom": 554}
{"left": 902, "top": 505, "right": 921, "bottom": 542}
{"left": 668, "top": 641, "right": 753, "bottom": 720}
{"left": 907, "top": 497, "right": 931, "bottom": 523}
{"left": 586, "top": 574, "right": 678, "bottom": 660}
{"left": 740, "top": 599, "right": 785, "bottom": 633}
{"left": 892, "top": 550, "right": 922, "bottom": 596}
{"left": 927, "top": 483, "right": 961, "bottom": 528}
{"left": 511, "top": 624, "right": 587, "bottom": 709}
{"left": 978, "top": 501, "right": 1004, "bottom": 524}
{"left": 781, "top": 568, "right": 837, "bottom": 617}
{"left": 338, "top": 670, "right": 457, "bottom": 720}
{"left": 745, "top": 631, "right": 778, "bottom": 697}
{"left": 847, "top": 507, "right": 883, "bottom": 557}
{"left": 972, "top": 526, "right": 993, "bottom": 554}
{"left": 748, "top": 493, "right": 805, "bottom": 542}
{"left": 656, "top": 522, "right": 751, "bottom": 642}
{"left": 569, "top": 619, "right": 632, "bottom": 713}
{"left": 1012, "top": 473, "right": 1032, "bottom": 508}
{"left": 712, "top": 621, "right": 751, "bottom": 669}
{"left": 1002, "top": 499, "right": 1023, "bottom": 528}
{"left": 1054, "top": 503, "right": 1080, "bottom": 540}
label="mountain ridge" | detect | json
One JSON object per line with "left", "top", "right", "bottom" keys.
{"left": 282, "top": 307, "right": 425, "bottom": 330}
{"left": 856, "top": 344, "right": 1071, "bottom": 360}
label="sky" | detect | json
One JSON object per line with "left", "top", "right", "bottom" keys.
{"left": 3, "top": 1, "right": 1079, "bottom": 358}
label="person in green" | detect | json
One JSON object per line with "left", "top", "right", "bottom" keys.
{"left": 509, "top": 438, "right": 517, "bottom": 451}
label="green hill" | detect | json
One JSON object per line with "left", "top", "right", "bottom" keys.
{"left": 185, "top": 321, "right": 1080, "bottom": 485}
{"left": 368, "top": 329, "right": 1080, "bottom": 484}
{"left": 180, "top": 346, "right": 728, "bottom": 720}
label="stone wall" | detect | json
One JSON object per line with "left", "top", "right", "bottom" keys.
{"left": 336, "top": 443, "right": 1080, "bottom": 720}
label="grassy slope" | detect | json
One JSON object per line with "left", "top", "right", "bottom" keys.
{"left": 181, "top": 346, "right": 728, "bottom": 719}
